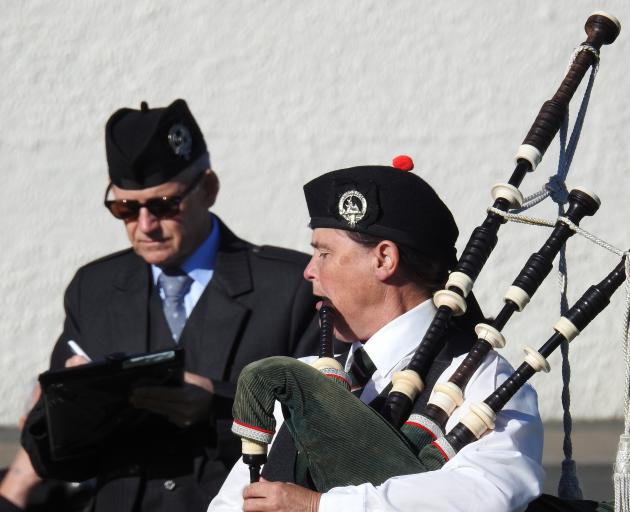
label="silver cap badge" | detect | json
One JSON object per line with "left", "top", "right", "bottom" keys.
{"left": 338, "top": 190, "right": 367, "bottom": 227}
{"left": 167, "top": 124, "right": 192, "bottom": 160}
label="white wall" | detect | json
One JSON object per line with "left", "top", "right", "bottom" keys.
{"left": 1, "top": 0, "right": 630, "bottom": 424}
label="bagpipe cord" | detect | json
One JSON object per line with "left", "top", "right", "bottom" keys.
{"left": 614, "top": 256, "right": 630, "bottom": 511}
{"left": 486, "top": 53, "right": 630, "bottom": 503}
{"left": 511, "top": 48, "right": 600, "bottom": 498}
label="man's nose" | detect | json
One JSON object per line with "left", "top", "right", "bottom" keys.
{"left": 303, "top": 256, "right": 316, "bottom": 281}
{"left": 137, "top": 207, "right": 159, "bottom": 232}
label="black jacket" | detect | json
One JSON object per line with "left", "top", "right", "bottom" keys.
{"left": 22, "top": 219, "right": 319, "bottom": 512}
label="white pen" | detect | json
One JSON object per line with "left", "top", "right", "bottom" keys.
{"left": 67, "top": 340, "right": 92, "bottom": 362}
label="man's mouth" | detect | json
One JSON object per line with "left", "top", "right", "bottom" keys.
{"left": 138, "top": 238, "right": 168, "bottom": 245}
{"left": 315, "top": 297, "right": 333, "bottom": 311}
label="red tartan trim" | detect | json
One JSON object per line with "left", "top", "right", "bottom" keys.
{"left": 323, "top": 373, "right": 350, "bottom": 384}
{"left": 233, "top": 419, "right": 274, "bottom": 435}
{"left": 431, "top": 440, "right": 450, "bottom": 462}
{"left": 404, "top": 421, "right": 438, "bottom": 440}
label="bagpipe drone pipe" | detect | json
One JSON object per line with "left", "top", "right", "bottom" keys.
{"left": 379, "top": 11, "right": 620, "bottom": 430}
{"left": 400, "top": 187, "right": 600, "bottom": 450}
{"left": 229, "top": 11, "right": 622, "bottom": 486}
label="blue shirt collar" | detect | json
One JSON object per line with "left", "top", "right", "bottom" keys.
{"left": 151, "top": 213, "right": 220, "bottom": 288}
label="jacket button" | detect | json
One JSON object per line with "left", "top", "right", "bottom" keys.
{"left": 163, "top": 480, "right": 176, "bottom": 491}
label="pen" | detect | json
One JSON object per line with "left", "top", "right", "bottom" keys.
{"left": 67, "top": 340, "right": 92, "bottom": 362}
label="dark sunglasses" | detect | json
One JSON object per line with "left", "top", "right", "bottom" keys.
{"left": 104, "top": 172, "right": 205, "bottom": 220}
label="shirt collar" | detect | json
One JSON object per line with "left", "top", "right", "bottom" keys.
{"left": 151, "top": 213, "right": 221, "bottom": 288}
{"left": 347, "top": 298, "right": 437, "bottom": 379}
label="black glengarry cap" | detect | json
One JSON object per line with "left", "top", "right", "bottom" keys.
{"left": 105, "top": 99, "right": 209, "bottom": 190}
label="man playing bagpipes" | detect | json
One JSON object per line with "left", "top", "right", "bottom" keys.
{"left": 209, "top": 157, "right": 544, "bottom": 511}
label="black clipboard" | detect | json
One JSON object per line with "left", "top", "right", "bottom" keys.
{"left": 39, "top": 349, "right": 184, "bottom": 460}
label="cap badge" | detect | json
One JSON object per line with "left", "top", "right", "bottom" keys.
{"left": 338, "top": 190, "right": 367, "bottom": 227}
{"left": 167, "top": 124, "right": 192, "bottom": 160}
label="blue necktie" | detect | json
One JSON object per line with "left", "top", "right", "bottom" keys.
{"left": 158, "top": 269, "right": 193, "bottom": 343}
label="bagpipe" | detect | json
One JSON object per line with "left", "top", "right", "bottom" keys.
{"left": 230, "top": 10, "right": 626, "bottom": 498}
{"left": 232, "top": 254, "right": 626, "bottom": 491}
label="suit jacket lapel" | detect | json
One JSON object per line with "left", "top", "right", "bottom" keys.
{"left": 110, "top": 254, "right": 151, "bottom": 355}
{"left": 181, "top": 219, "right": 253, "bottom": 380}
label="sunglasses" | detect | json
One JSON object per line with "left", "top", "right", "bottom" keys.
{"left": 104, "top": 173, "right": 205, "bottom": 221}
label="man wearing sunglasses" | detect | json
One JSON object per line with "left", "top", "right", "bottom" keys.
{"left": 21, "top": 99, "right": 319, "bottom": 512}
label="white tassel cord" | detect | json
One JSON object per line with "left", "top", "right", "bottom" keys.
{"left": 614, "top": 256, "right": 630, "bottom": 511}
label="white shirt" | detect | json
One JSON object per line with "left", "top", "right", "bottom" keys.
{"left": 151, "top": 213, "right": 220, "bottom": 316}
{"left": 209, "top": 300, "right": 545, "bottom": 512}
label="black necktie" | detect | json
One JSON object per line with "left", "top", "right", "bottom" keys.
{"left": 348, "top": 347, "right": 377, "bottom": 391}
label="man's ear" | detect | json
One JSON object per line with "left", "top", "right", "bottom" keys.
{"left": 202, "top": 170, "right": 220, "bottom": 208}
{"left": 373, "top": 240, "right": 400, "bottom": 281}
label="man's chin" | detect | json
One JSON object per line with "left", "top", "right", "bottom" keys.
{"left": 134, "top": 246, "right": 178, "bottom": 267}
{"left": 333, "top": 326, "right": 357, "bottom": 344}
{"left": 317, "top": 305, "right": 356, "bottom": 343}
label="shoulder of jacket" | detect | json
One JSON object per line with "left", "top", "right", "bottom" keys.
{"left": 76, "top": 248, "right": 138, "bottom": 273}
{"left": 249, "top": 245, "right": 310, "bottom": 266}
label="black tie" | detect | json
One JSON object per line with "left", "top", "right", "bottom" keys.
{"left": 348, "top": 347, "right": 377, "bottom": 391}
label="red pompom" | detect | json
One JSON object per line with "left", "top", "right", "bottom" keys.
{"left": 392, "top": 155, "right": 414, "bottom": 171}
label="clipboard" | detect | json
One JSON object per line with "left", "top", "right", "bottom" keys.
{"left": 39, "top": 349, "right": 184, "bottom": 460}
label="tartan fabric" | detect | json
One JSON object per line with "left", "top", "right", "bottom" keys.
{"left": 401, "top": 413, "right": 444, "bottom": 453}
{"left": 318, "top": 367, "right": 351, "bottom": 390}
{"left": 426, "top": 437, "right": 456, "bottom": 463}
{"left": 232, "top": 355, "right": 447, "bottom": 492}
{"left": 231, "top": 420, "right": 274, "bottom": 444}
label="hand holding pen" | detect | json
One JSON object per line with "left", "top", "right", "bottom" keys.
{"left": 65, "top": 339, "right": 92, "bottom": 367}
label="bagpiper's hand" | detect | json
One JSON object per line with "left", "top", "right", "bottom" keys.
{"left": 130, "top": 371, "right": 214, "bottom": 428}
{"left": 243, "top": 480, "right": 321, "bottom": 512}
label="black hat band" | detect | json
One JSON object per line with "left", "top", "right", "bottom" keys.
{"left": 115, "top": 151, "right": 210, "bottom": 190}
